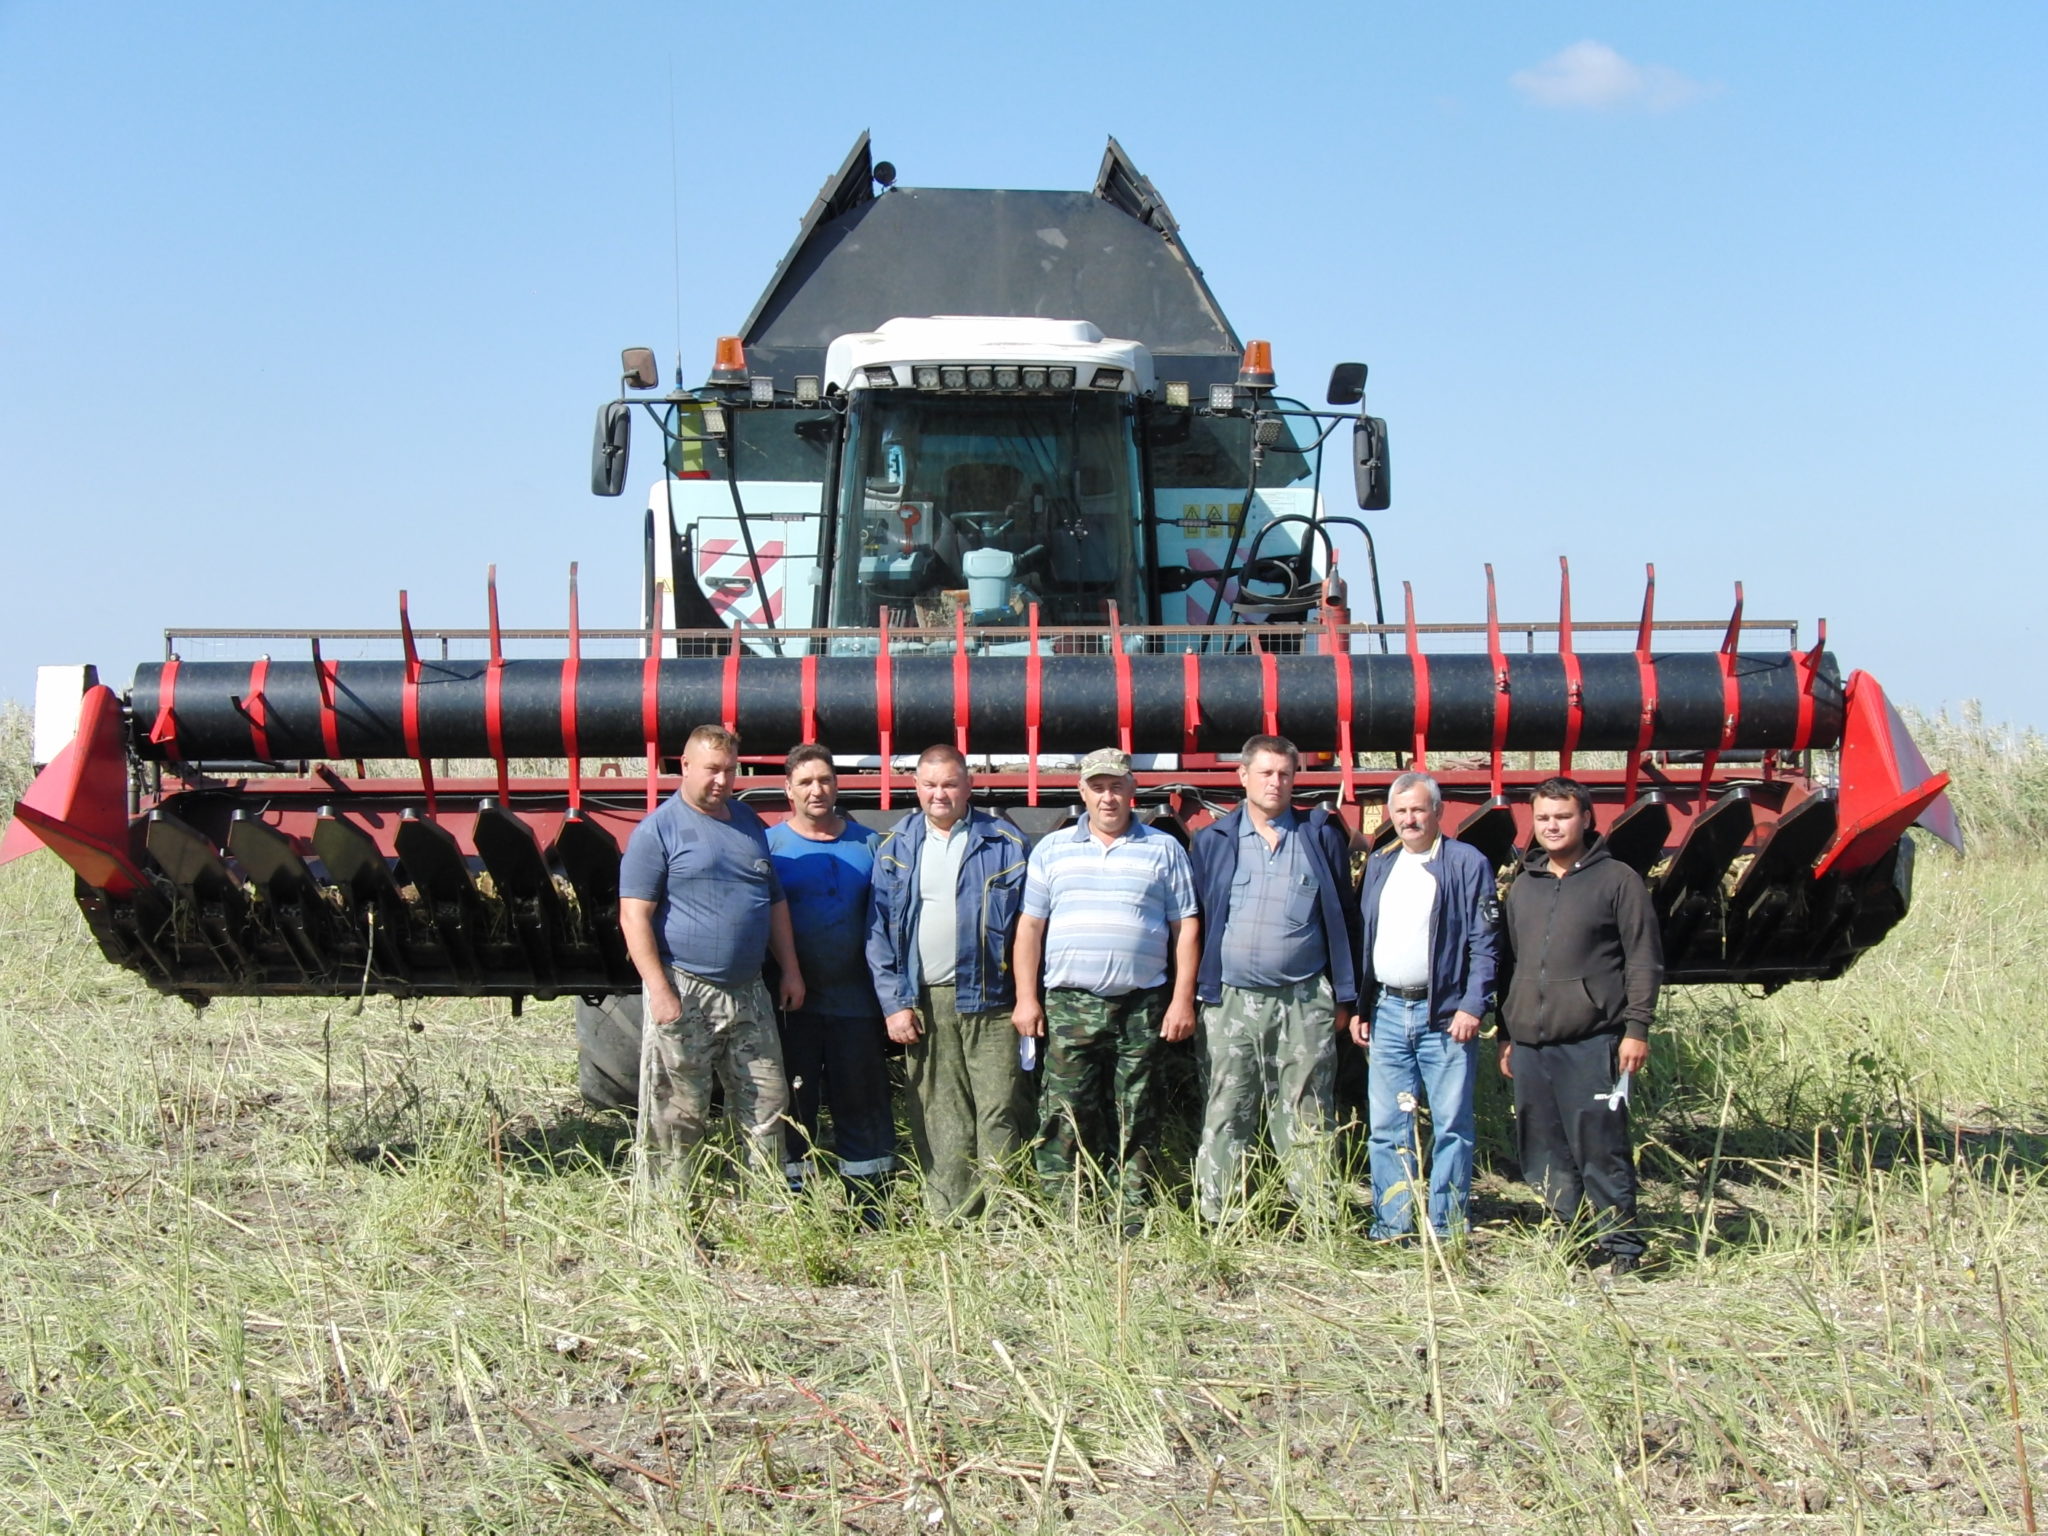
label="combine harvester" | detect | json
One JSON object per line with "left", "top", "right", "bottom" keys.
{"left": 7, "top": 135, "right": 1959, "bottom": 1101}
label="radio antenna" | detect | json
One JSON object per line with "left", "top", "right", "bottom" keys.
{"left": 667, "top": 55, "right": 684, "bottom": 386}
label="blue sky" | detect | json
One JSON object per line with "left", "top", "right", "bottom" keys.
{"left": 3, "top": 3, "right": 2043, "bottom": 728}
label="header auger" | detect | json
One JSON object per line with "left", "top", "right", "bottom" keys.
{"left": 7, "top": 133, "right": 1959, "bottom": 1012}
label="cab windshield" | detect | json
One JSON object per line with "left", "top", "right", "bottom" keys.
{"left": 829, "top": 391, "right": 1143, "bottom": 632}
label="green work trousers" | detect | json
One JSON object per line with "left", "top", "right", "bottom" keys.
{"left": 904, "top": 983, "right": 1031, "bottom": 1220}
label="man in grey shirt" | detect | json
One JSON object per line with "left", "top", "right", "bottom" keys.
{"left": 1188, "top": 735, "right": 1362, "bottom": 1223}
{"left": 619, "top": 725, "right": 804, "bottom": 1186}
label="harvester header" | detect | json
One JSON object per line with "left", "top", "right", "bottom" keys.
{"left": 7, "top": 133, "right": 1960, "bottom": 1021}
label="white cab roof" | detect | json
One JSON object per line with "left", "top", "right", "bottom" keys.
{"left": 825, "top": 316, "right": 1154, "bottom": 394}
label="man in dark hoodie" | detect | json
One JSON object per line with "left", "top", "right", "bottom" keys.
{"left": 1500, "top": 776, "right": 1663, "bottom": 1272}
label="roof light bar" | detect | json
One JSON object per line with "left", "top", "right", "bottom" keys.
{"left": 886, "top": 360, "right": 1131, "bottom": 393}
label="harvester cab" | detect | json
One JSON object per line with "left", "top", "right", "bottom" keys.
{"left": 624, "top": 314, "right": 1354, "bottom": 648}
{"left": 5, "top": 133, "right": 1962, "bottom": 1077}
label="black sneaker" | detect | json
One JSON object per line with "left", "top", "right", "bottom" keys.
{"left": 1603, "top": 1251, "right": 1643, "bottom": 1278}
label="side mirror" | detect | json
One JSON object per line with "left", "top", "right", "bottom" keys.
{"left": 591, "top": 401, "right": 632, "bottom": 497}
{"left": 1326, "top": 362, "right": 1367, "bottom": 406}
{"left": 1353, "top": 415, "right": 1390, "bottom": 511}
{"left": 621, "top": 347, "right": 660, "bottom": 391}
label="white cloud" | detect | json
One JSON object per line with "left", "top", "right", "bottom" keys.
{"left": 1511, "top": 41, "right": 1715, "bottom": 112}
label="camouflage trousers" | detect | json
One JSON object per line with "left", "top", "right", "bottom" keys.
{"left": 904, "top": 984, "right": 1032, "bottom": 1221}
{"left": 638, "top": 969, "right": 789, "bottom": 1185}
{"left": 1033, "top": 985, "right": 1170, "bottom": 1210}
{"left": 1194, "top": 975, "right": 1337, "bottom": 1223}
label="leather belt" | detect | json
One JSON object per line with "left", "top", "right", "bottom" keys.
{"left": 1380, "top": 983, "right": 1428, "bottom": 1002}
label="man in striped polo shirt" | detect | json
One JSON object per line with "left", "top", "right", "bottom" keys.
{"left": 1012, "top": 749, "right": 1201, "bottom": 1226}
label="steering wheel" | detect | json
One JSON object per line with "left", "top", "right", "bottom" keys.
{"left": 947, "top": 511, "right": 1014, "bottom": 545}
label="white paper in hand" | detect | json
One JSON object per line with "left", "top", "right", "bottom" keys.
{"left": 1595, "top": 1070, "right": 1633, "bottom": 1112}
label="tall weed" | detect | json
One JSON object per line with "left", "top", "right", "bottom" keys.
{"left": 1902, "top": 700, "right": 2048, "bottom": 854}
{"left": 0, "top": 698, "right": 29, "bottom": 832}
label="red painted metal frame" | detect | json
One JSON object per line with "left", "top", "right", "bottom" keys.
{"left": 91, "top": 572, "right": 1861, "bottom": 909}
{"left": 0, "top": 685, "right": 146, "bottom": 891}
{"left": 562, "top": 563, "right": 584, "bottom": 813}
{"left": 1557, "top": 557, "right": 1583, "bottom": 774}
{"left": 1323, "top": 601, "right": 1356, "bottom": 806}
{"left": 311, "top": 637, "right": 341, "bottom": 759}
{"left": 485, "top": 565, "right": 510, "bottom": 802}
{"left": 641, "top": 580, "right": 665, "bottom": 811}
{"left": 1791, "top": 617, "right": 1825, "bottom": 755}
{"left": 952, "top": 608, "right": 971, "bottom": 755}
{"left": 1626, "top": 565, "right": 1657, "bottom": 803}
{"left": 397, "top": 589, "right": 437, "bottom": 819}
{"left": 1485, "top": 564, "right": 1509, "bottom": 798}
{"left": 1403, "top": 582, "right": 1430, "bottom": 769}
{"left": 149, "top": 655, "right": 181, "bottom": 761}
{"left": 1109, "top": 602, "right": 1134, "bottom": 755}
{"left": 244, "top": 655, "right": 271, "bottom": 763}
{"left": 1696, "top": 582, "right": 1744, "bottom": 805}
{"left": 1024, "top": 603, "right": 1042, "bottom": 806}
{"left": 875, "top": 610, "right": 895, "bottom": 810}
{"left": 1817, "top": 668, "right": 1958, "bottom": 877}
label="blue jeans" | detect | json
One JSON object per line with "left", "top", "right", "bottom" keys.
{"left": 1367, "top": 993, "right": 1477, "bottom": 1238}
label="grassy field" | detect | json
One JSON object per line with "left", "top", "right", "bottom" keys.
{"left": 3, "top": 717, "right": 2047, "bottom": 1532}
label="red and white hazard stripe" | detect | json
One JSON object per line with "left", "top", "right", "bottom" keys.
{"left": 695, "top": 538, "right": 787, "bottom": 626}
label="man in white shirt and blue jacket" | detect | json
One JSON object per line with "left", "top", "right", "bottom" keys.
{"left": 867, "top": 744, "right": 1031, "bottom": 1220}
{"left": 1352, "top": 771, "right": 1502, "bottom": 1241}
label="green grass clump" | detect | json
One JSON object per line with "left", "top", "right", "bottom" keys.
{"left": 2, "top": 712, "right": 2047, "bottom": 1530}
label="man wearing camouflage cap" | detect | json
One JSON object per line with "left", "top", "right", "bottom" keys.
{"left": 1012, "top": 749, "right": 1201, "bottom": 1226}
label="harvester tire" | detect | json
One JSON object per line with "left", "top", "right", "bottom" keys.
{"left": 575, "top": 993, "right": 643, "bottom": 1112}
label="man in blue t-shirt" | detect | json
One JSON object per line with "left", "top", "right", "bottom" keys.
{"left": 767, "top": 743, "right": 894, "bottom": 1216}
{"left": 619, "top": 725, "right": 804, "bottom": 1184}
